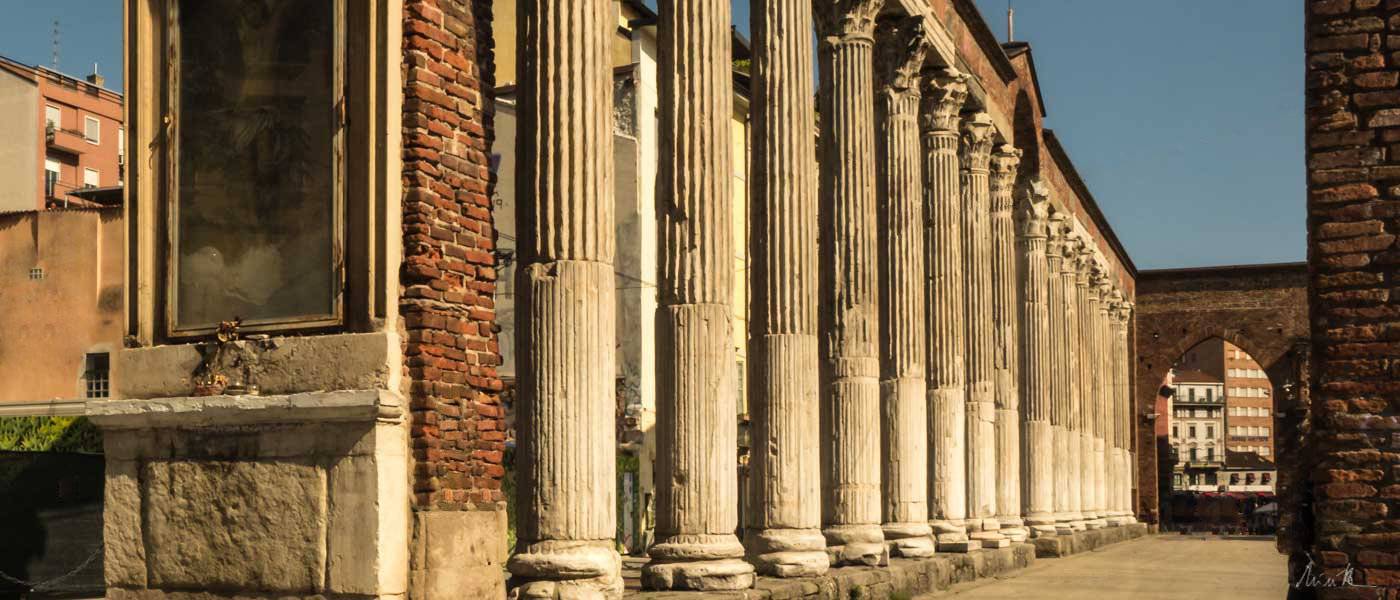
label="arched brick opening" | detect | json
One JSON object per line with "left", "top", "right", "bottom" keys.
{"left": 1132, "top": 263, "right": 1309, "bottom": 548}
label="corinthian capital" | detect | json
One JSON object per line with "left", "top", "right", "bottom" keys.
{"left": 959, "top": 113, "right": 996, "bottom": 171}
{"left": 874, "top": 16, "right": 927, "bottom": 97}
{"left": 1046, "top": 210, "right": 1069, "bottom": 261}
{"left": 815, "top": 0, "right": 884, "bottom": 42}
{"left": 1073, "top": 240, "right": 1095, "bottom": 282}
{"left": 920, "top": 68, "right": 968, "bottom": 134}
{"left": 1017, "top": 178, "right": 1050, "bottom": 240}
{"left": 990, "top": 144, "right": 1022, "bottom": 203}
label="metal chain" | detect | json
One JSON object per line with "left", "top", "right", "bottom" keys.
{"left": 0, "top": 547, "right": 102, "bottom": 592}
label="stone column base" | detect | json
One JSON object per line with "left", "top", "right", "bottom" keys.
{"left": 744, "top": 528, "right": 830, "bottom": 578}
{"left": 643, "top": 534, "right": 755, "bottom": 591}
{"left": 883, "top": 522, "right": 937, "bottom": 558}
{"left": 824, "top": 524, "right": 888, "bottom": 567}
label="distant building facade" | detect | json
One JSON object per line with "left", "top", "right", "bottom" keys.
{"left": 1168, "top": 369, "right": 1226, "bottom": 491}
{"left": 1222, "top": 340, "right": 1274, "bottom": 459}
{"left": 0, "top": 56, "right": 124, "bottom": 212}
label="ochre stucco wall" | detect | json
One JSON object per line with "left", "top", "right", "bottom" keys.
{"left": 0, "top": 207, "right": 123, "bottom": 402}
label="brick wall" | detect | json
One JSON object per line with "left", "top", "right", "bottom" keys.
{"left": 1306, "top": 0, "right": 1400, "bottom": 593}
{"left": 1132, "top": 265, "right": 1310, "bottom": 529}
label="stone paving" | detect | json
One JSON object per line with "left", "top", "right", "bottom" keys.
{"left": 938, "top": 534, "right": 1287, "bottom": 599}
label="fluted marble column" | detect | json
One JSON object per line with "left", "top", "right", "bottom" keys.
{"left": 960, "top": 113, "right": 1006, "bottom": 547}
{"left": 1106, "top": 289, "right": 1125, "bottom": 526}
{"left": 1058, "top": 232, "right": 1085, "bottom": 531}
{"left": 921, "top": 68, "right": 977, "bottom": 552}
{"left": 1116, "top": 298, "right": 1138, "bottom": 524}
{"left": 815, "top": 0, "right": 886, "bottom": 567}
{"left": 744, "top": 0, "right": 829, "bottom": 578}
{"left": 508, "top": 1, "right": 621, "bottom": 596}
{"left": 1088, "top": 268, "right": 1109, "bottom": 526}
{"left": 1017, "top": 181, "right": 1056, "bottom": 538}
{"left": 990, "top": 145, "right": 1026, "bottom": 542}
{"left": 874, "top": 16, "right": 936, "bottom": 560}
{"left": 1045, "top": 212, "right": 1074, "bottom": 535}
{"left": 644, "top": 0, "right": 755, "bottom": 590}
{"left": 1073, "top": 243, "right": 1102, "bottom": 530}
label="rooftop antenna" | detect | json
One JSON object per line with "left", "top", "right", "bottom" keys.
{"left": 51, "top": 18, "right": 60, "bottom": 70}
{"left": 1007, "top": 1, "right": 1015, "bottom": 43}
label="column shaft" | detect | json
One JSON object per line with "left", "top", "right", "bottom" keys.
{"left": 1119, "top": 300, "right": 1138, "bottom": 523}
{"left": 644, "top": 0, "right": 755, "bottom": 590}
{"left": 1045, "top": 214, "right": 1072, "bottom": 533}
{"left": 1058, "top": 234, "right": 1084, "bottom": 529}
{"left": 744, "top": 0, "right": 830, "bottom": 578}
{"left": 1016, "top": 181, "right": 1055, "bottom": 538}
{"left": 874, "top": 17, "right": 935, "bottom": 559}
{"left": 990, "top": 145, "right": 1025, "bottom": 541}
{"left": 921, "top": 69, "right": 975, "bottom": 551}
{"left": 508, "top": 0, "right": 621, "bottom": 596}
{"left": 960, "top": 114, "right": 1005, "bottom": 545}
{"left": 1074, "top": 248, "right": 1099, "bottom": 528}
{"left": 815, "top": 0, "right": 886, "bottom": 567}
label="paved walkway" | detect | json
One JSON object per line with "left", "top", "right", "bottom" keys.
{"left": 937, "top": 535, "right": 1288, "bottom": 599}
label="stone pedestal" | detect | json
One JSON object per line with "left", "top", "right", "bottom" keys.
{"left": 744, "top": 0, "right": 830, "bottom": 578}
{"left": 92, "top": 390, "right": 412, "bottom": 600}
{"left": 921, "top": 68, "right": 972, "bottom": 552}
{"left": 874, "top": 16, "right": 936, "bottom": 560}
{"left": 643, "top": 0, "right": 754, "bottom": 590}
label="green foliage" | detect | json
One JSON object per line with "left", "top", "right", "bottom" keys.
{"left": 503, "top": 446, "right": 517, "bottom": 554}
{"left": 733, "top": 58, "right": 751, "bottom": 75}
{"left": 0, "top": 417, "right": 102, "bottom": 453}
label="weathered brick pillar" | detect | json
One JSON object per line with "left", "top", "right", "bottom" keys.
{"left": 402, "top": 1, "right": 508, "bottom": 597}
{"left": 1017, "top": 180, "right": 1057, "bottom": 538}
{"left": 1305, "top": 5, "right": 1400, "bottom": 589}
{"left": 507, "top": 0, "right": 621, "bottom": 596}
{"left": 744, "top": 0, "right": 830, "bottom": 579}
{"left": 643, "top": 0, "right": 755, "bottom": 591}
{"left": 921, "top": 67, "right": 977, "bottom": 552}
{"left": 814, "top": 0, "right": 887, "bottom": 567}
{"left": 873, "top": 15, "right": 937, "bottom": 560}
{"left": 990, "top": 145, "right": 1026, "bottom": 542}
{"left": 960, "top": 113, "right": 1007, "bottom": 547}
{"left": 1045, "top": 211, "right": 1074, "bottom": 534}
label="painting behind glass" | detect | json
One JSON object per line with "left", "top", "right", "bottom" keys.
{"left": 173, "top": 0, "right": 339, "bottom": 332}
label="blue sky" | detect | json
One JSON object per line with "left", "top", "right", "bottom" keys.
{"left": 0, "top": 0, "right": 1303, "bottom": 270}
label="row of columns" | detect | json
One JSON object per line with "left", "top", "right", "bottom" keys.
{"left": 505, "top": 3, "right": 1137, "bottom": 597}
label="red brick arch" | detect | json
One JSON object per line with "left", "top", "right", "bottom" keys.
{"left": 1132, "top": 263, "right": 1309, "bottom": 532}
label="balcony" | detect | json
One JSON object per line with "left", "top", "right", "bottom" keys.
{"left": 46, "top": 122, "right": 88, "bottom": 155}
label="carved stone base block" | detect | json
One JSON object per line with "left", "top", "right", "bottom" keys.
{"left": 508, "top": 540, "right": 623, "bottom": 599}
{"left": 643, "top": 534, "right": 754, "bottom": 591}
{"left": 744, "top": 528, "right": 830, "bottom": 578}
{"left": 824, "top": 523, "right": 889, "bottom": 567}
{"left": 883, "top": 522, "right": 937, "bottom": 558}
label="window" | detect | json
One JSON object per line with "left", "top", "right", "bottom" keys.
{"left": 29, "top": 267, "right": 45, "bottom": 281}
{"left": 1189, "top": 388, "right": 1197, "bottom": 402}
{"left": 1190, "top": 447, "right": 1198, "bottom": 461}
{"left": 84, "top": 352, "right": 110, "bottom": 398}
{"left": 45, "top": 159, "right": 60, "bottom": 198}
{"left": 1206, "top": 425, "right": 1215, "bottom": 439}
{"left": 1206, "top": 473, "right": 1218, "bottom": 485}
{"left": 1189, "top": 425, "right": 1198, "bottom": 438}
{"left": 1207, "top": 447, "right": 1215, "bottom": 461}
{"left": 84, "top": 168, "right": 100, "bottom": 188}
{"left": 84, "top": 115, "right": 100, "bottom": 143}
{"left": 46, "top": 105, "right": 61, "bottom": 129}
{"left": 167, "top": 0, "right": 343, "bottom": 335}
{"left": 1172, "top": 425, "right": 1179, "bottom": 439}
{"left": 1231, "top": 474, "right": 1240, "bottom": 485}
{"left": 1246, "top": 473, "right": 1256, "bottom": 485}
{"left": 1174, "top": 474, "right": 1183, "bottom": 488}
{"left": 1206, "top": 388, "right": 1214, "bottom": 402}
{"left": 1262, "top": 473, "right": 1272, "bottom": 484}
